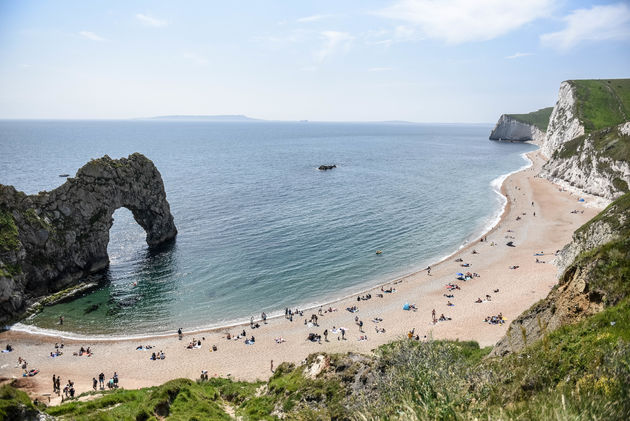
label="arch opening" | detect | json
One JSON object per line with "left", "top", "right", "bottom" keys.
{"left": 107, "top": 207, "right": 147, "bottom": 268}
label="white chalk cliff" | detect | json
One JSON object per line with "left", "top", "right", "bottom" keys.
{"left": 541, "top": 82, "right": 586, "bottom": 159}
{"left": 489, "top": 115, "right": 546, "bottom": 144}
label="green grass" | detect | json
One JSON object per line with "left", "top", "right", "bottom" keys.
{"left": 0, "top": 208, "right": 19, "bottom": 252}
{"left": 576, "top": 192, "right": 630, "bottom": 237}
{"left": 0, "top": 384, "right": 38, "bottom": 420}
{"left": 507, "top": 107, "right": 553, "bottom": 131}
{"left": 570, "top": 79, "right": 630, "bottom": 132}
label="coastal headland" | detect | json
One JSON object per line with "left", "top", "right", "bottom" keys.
{"left": 0, "top": 148, "right": 601, "bottom": 404}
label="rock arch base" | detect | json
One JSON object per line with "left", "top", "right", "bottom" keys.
{"left": 0, "top": 153, "right": 177, "bottom": 322}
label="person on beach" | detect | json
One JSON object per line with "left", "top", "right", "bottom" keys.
{"left": 323, "top": 329, "right": 328, "bottom": 341}
{"left": 178, "top": 328, "right": 183, "bottom": 340}
{"left": 52, "top": 374, "right": 56, "bottom": 392}
{"left": 261, "top": 312, "right": 267, "bottom": 324}
{"left": 98, "top": 372, "right": 104, "bottom": 389}
{"left": 59, "top": 316, "right": 63, "bottom": 325}
{"left": 427, "top": 266, "right": 431, "bottom": 275}
{"left": 432, "top": 309, "right": 436, "bottom": 324}
{"left": 92, "top": 377, "right": 97, "bottom": 390}
{"left": 270, "top": 360, "right": 274, "bottom": 373}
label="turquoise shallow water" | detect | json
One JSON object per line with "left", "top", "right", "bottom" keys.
{"left": 0, "top": 121, "right": 536, "bottom": 337}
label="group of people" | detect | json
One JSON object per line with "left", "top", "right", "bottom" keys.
{"left": 75, "top": 346, "right": 92, "bottom": 356}
{"left": 52, "top": 375, "right": 74, "bottom": 399}
{"left": 484, "top": 313, "right": 505, "bottom": 324}
{"left": 151, "top": 350, "right": 166, "bottom": 360}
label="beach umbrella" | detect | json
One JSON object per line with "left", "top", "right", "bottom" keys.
{"left": 456, "top": 273, "right": 464, "bottom": 277}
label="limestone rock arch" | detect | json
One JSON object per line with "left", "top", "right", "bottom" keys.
{"left": 0, "top": 153, "right": 177, "bottom": 322}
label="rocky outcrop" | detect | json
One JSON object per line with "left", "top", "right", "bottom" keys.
{"left": 540, "top": 122, "right": 630, "bottom": 200}
{"left": 541, "top": 81, "right": 585, "bottom": 159}
{"left": 489, "top": 114, "right": 546, "bottom": 144}
{"left": 0, "top": 153, "right": 177, "bottom": 323}
{"left": 492, "top": 192, "right": 630, "bottom": 356}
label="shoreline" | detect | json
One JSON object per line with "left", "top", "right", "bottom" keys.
{"left": 7, "top": 153, "right": 533, "bottom": 342}
{"left": 0, "top": 149, "right": 602, "bottom": 402}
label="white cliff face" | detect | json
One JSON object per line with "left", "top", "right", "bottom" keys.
{"left": 489, "top": 115, "right": 543, "bottom": 143}
{"left": 541, "top": 81, "right": 585, "bottom": 159}
{"left": 541, "top": 122, "right": 630, "bottom": 201}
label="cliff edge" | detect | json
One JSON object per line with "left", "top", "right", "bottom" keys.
{"left": 0, "top": 153, "right": 177, "bottom": 323}
{"left": 539, "top": 79, "right": 630, "bottom": 201}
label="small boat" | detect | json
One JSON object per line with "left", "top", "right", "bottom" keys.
{"left": 59, "top": 174, "right": 70, "bottom": 177}
{"left": 375, "top": 250, "right": 382, "bottom": 255}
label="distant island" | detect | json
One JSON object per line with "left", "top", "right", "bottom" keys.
{"left": 140, "top": 114, "right": 261, "bottom": 122}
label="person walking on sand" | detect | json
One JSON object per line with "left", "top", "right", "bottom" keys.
{"left": 270, "top": 360, "right": 274, "bottom": 373}
{"left": 432, "top": 309, "right": 436, "bottom": 324}
{"left": 323, "top": 329, "right": 328, "bottom": 342}
{"left": 92, "top": 377, "right": 97, "bottom": 391}
{"left": 98, "top": 372, "right": 104, "bottom": 389}
{"left": 52, "top": 374, "right": 56, "bottom": 392}
{"left": 427, "top": 266, "right": 431, "bottom": 275}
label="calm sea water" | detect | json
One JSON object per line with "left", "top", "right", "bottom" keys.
{"left": 0, "top": 120, "right": 535, "bottom": 337}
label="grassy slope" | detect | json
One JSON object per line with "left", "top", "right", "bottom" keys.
{"left": 0, "top": 384, "right": 39, "bottom": 420}
{"left": 507, "top": 107, "right": 553, "bottom": 131}
{"left": 570, "top": 79, "right": 630, "bottom": 132}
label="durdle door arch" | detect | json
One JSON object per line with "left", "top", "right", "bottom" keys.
{"left": 0, "top": 153, "right": 177, "bottom": 323}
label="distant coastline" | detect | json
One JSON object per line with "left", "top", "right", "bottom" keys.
{"left": 138, "top": 114, "right": 262, "bottom": 122}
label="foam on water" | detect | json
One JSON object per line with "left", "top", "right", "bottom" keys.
{"left": 0, "top": 121, "right": 537, "bottom": 337}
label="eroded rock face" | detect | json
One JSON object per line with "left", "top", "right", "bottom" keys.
{"left": 489, "top": 115, "right": 545, "bottom": 144}
{"left": 540, "top": 122, "right": 630, "bottom": 201}
{"left": 0, "top": 153, "right": 177, "bottom": 323}
{"left": 541, "top": 81, "right": 585, "bottom": 159}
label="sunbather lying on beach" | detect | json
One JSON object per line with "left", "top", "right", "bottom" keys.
{"left": 346, "top": 306, "right": 359, "bottom": 313}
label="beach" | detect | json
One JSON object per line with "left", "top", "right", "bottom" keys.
{"left": 0, "top": 149, "right": 602, "bottom": 404}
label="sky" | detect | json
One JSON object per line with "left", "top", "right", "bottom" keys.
{"left": 0, "top": 0, "right": 629, "bottom": 122}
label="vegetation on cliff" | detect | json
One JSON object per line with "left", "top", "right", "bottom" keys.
{"left": 506, "top": 107, "right": 553, "bottom": 131}
{"left": 0, "top": 209, "right": 19, "bottom": 252}
{"left": 570, "top": 79, "right": 630, "bottom": 132}
{"left": 554, "top": 123, "right": 630, "bottom": 164}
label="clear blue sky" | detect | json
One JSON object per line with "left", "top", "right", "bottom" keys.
{"left": 0, "top": 0, "right": 629, "bottom": 122}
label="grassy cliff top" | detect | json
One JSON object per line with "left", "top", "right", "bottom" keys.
{"left": 507, "top": 107, "right": 553, "bottom": 131}
{"left": 570, "top": 79, "right": 630, "bottom": 132}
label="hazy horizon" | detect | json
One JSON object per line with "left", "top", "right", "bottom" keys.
{"left": 1, "top": 1, "right": 629, "bottom": 122}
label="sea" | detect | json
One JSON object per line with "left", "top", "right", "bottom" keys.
{"left": 0, "top": 120, "right": 536, "bottom": 338}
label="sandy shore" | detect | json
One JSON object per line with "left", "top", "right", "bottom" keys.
{"left": 0, "top": 150, "right": 602, "bottom": 404}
